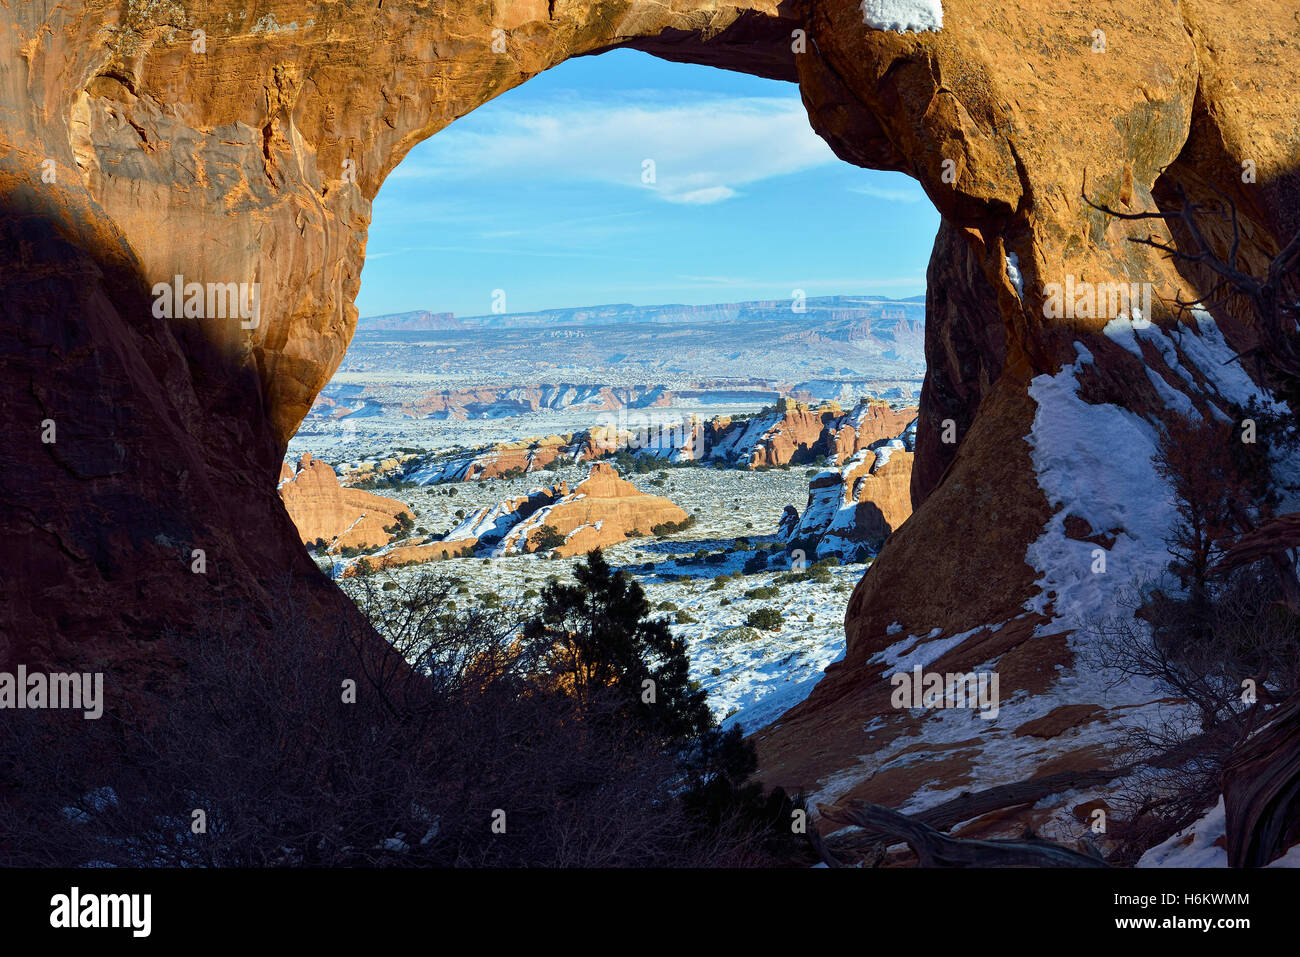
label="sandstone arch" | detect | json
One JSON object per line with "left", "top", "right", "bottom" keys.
{"left": 3, "top": 1, "right": 1298, "bottom": 845}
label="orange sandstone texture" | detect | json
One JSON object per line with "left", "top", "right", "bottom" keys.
{"left": 277, "top": 453, "right": 411, "bottom": 551}
{"left": 356, "top": 462, "right": 686, "bottom": 575}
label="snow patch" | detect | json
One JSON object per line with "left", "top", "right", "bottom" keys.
{"left": 859, "top": 0, "right": 944, "bottom": 32}
{"left": 1005, "top": 252, "right": 1024, "bottom": 298}
{"left": 1023, "top": 341, "right": 1178, "bottom": 634}
{"left": 1137, "top": 798, "right": 1228, "bottom": 868}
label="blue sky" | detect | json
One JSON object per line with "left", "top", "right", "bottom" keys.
{"left": 357, "top": 50, "right": 939, "bottom": 318}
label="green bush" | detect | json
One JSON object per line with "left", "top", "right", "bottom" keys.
{"left": 532, "top": 524, "right": 566, "bottom": 551}
{"left": 652, "top": 514, "right": 697, "bottom": 537}
{"left": 744, "top": 607, "right": 782, "bottom": 631}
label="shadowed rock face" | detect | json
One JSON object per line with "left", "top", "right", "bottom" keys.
{"left": 4, "top": 1, "right": 1299, "bottom": 837}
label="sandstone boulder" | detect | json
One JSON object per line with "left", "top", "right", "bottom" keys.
{"left": 278, "top": 453, "right": 412, "bottom": 551}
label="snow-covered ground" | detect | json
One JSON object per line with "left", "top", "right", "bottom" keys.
{"left": 325, "top": 464, "right": 861, "bottom": 733}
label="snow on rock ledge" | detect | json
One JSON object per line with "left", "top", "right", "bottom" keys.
{"left": 859, "top": 0, "right": 944, "bottom": 33}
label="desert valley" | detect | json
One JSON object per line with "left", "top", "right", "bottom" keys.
{"left": 281, "top": 299, "right": 924, "bottom": 736}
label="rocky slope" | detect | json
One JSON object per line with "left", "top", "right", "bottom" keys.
{"left": 5, "top": 0, "right": 1300, "bottom": 863}
{"left": 409, "top": 435, "right": 588, "bottom": 483}
{"left": 401, "top": 384, "right": 674, "bottom": 421}
{"left": 277, "top": 453, "right": 412, "bottom": 551}
{"left": 354, "top": 462, "right": 687, "bottom": 573}
{"left": 783, "top": 423, "right": 917, "bottom": 560}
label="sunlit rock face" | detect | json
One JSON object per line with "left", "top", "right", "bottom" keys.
{"left": 3, "top": 0, "right": 1298, "bottom": 842}
{"left": 278, "top": 453, "right": 412, "bottom": 551}
{"left": 783, "top": 437, "right": 915, "bottom": 562}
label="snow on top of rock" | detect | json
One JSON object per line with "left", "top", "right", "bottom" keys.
{"left": 446, "top": 501, "right": 518, "bottom": 542}
{"left": 868, "top": 437, "right": 906, "bottom": 470}
{"left": 859, "top": 0, "right": 943, "bottom": 33}
{"left": 707, "top": 412, "right": 783, "bottom": 465}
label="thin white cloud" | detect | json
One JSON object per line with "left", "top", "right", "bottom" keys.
{"left": 393, "top": 96, "right": 835, "bottom": 204}
{"left": 849, "top": 182, "right": 927, "bottom": 203}
{"left": 640, "top": 275, "right": 927, "bottom": 291}
{"left": 670, "top": 186, "right": 738, "bottom": 205}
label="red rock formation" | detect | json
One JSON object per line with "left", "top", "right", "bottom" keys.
{"left": 784, "top": 441, "right": 915, "bottom": 559}
{"left": 5, "top": 0, "right": 1299, "bottom": 854}
{"left": 711, "top": 399, "right": 917, "bottom": 468}
{"left": 746, "top": 404, "right": 837, "bottom": 468}
{"left": 827, "top": 402, "right": 918, "bottom": 463}
{"left": 508, "top": 462, "right": 689, "bottom": 558}
{"left": 278, "top": 453, "right": 412, "bottom": 551}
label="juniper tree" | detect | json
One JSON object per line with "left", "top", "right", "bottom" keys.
{"left": 524, "top": 548, "right": 712, "bottom": 741}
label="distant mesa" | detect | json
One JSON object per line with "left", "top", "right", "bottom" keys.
{"left": 357, "top": 310, "right": 464, "bottom": 330}
{"left": 278, "top": 453, "right": 413, "bottom": 552}
{"left": 357, "top": 295, "right": 925, "bottom": 331}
